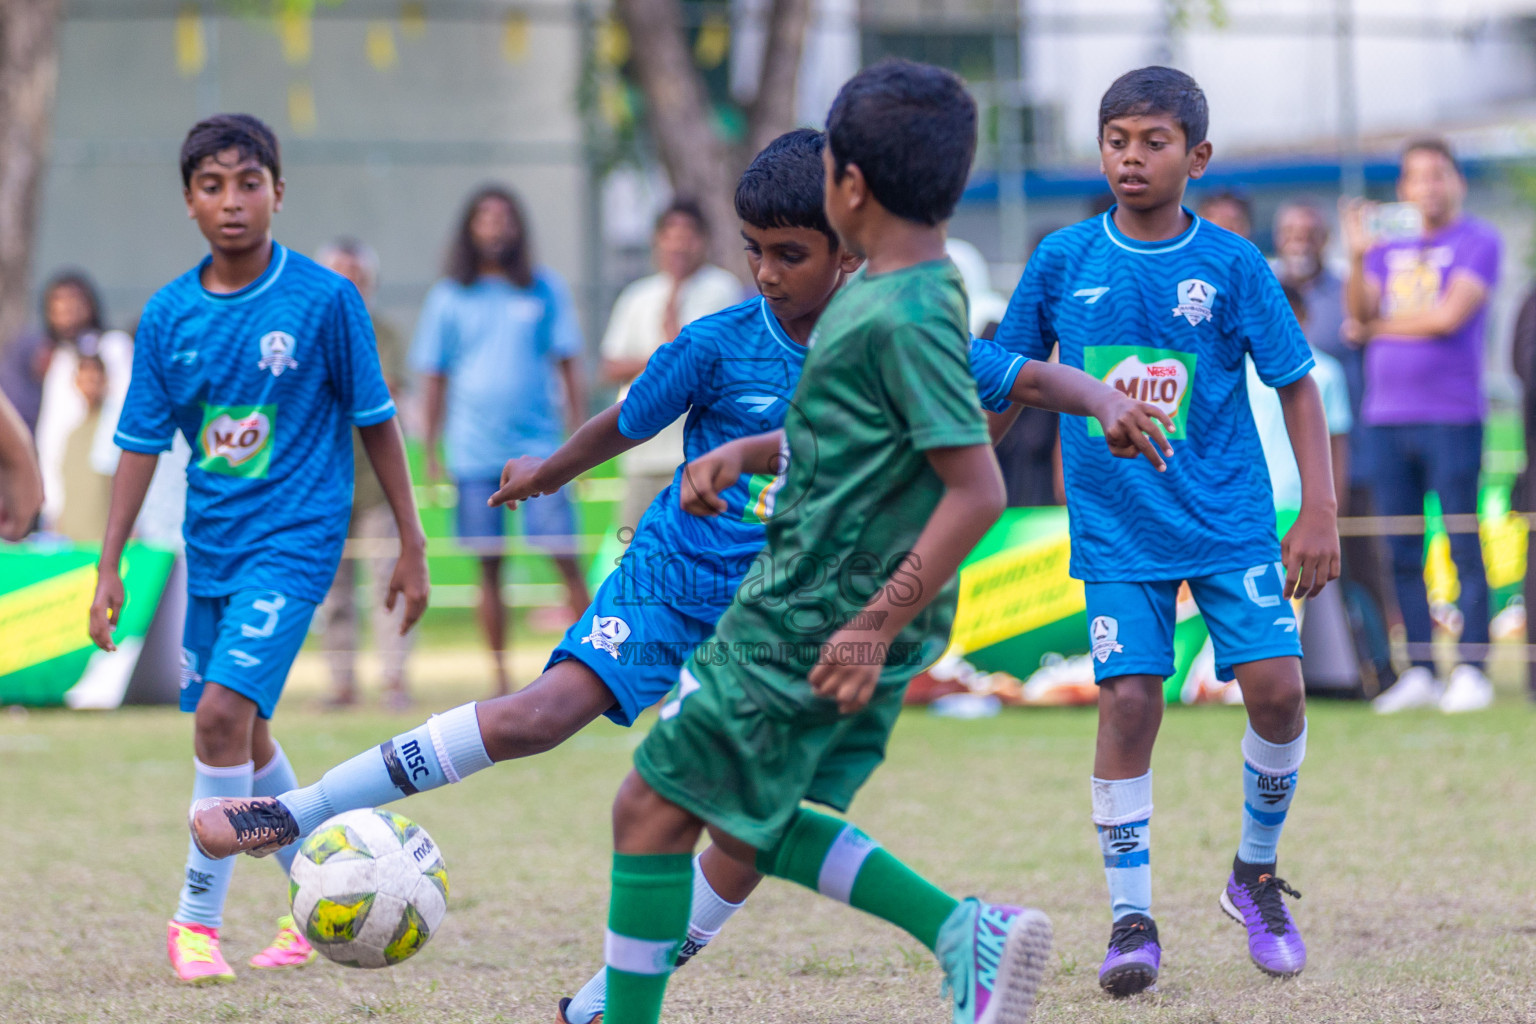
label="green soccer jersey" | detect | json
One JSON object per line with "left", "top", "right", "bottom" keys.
{"left": 708, "top": 258, "right": 990, "bottom": 711}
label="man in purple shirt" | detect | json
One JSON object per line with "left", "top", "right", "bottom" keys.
{"left": 1344, "top": 138, "right": 1501, "bottom": 713}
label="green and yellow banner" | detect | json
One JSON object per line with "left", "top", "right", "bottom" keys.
{"left": 0, "top": 543, "right": 175, "bottom": 706}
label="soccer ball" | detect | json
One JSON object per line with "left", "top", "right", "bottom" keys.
{"left": 288, "top": 808, "right": 449, "bottom": 968}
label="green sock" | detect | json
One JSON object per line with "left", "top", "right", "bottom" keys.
{"left": 756, "top": 808, "right": 960, "bottom": 952}
{"left": 605, "top": 853, "right": 693, "bottom": 1024}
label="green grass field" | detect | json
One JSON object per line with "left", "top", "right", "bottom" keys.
{"left": 5, "top": 654, "right": 1535, "bottom": 1024}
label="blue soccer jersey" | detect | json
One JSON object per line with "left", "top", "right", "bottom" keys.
{"left": 115, "top": 244, "right": 396, "bottom": 603}
{"left": 613, "top": 295, "right": 1025, "bottom": 622}
{"left": 994, "top": 209, "right": 1313, "bottom": 582}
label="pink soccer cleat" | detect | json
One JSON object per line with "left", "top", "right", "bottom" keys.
{"left": 167, "top": 920, "right": 236, "bottom": 985}
{"left": 249, "top": 915, "right": 316, "bottom": 969}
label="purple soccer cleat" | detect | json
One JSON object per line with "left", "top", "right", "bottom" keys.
{"left": 1097, "top": 913, "right": 1160, "bottom": 997}
{"left": 1220, "top": 870, "right": 1306, "bottom": 977}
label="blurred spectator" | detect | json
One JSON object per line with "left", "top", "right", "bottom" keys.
{"left": 50, "top": 355, "right": 113, "bottom": 541}
{"left": 1510, "top": 286, "right": 1536, "bottom": 702}
{"left": 1197, "top": 190, "right": 1253, "bottom": 239}
{"left": 1249, "top": 285, "right": 1351, "bottom": 513}
{"left": 413, "top": 185, "right": 590, "bottom": 697}
{"left": 600, "top": 199, "right": 742, "bottom": 532}
{"left": 1273, "top": 200, "right": 1394, "bottom": 626}
{"left": 2, "top": 271, "right": 116, "bottom": 435}
{"left": 318, "top": 238, "right": 414, "bottom": 709}
{"left": 0, "top": 390, "right": 43, "bottom": 540}
{"left": 31, "top": 271, "right": 133, "bottom": 537}
{"left": 1344, "top": 138, "right": 1500, "bottom": 713}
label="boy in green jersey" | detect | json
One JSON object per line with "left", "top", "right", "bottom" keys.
{"left": 598, "top": 59, "right": 1053, "bottom": 1024}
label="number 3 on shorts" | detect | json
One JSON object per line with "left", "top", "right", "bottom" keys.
{"left": 659, "top": 668, "right": 701, "bottom": 721}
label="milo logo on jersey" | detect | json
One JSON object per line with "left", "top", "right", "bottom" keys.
{"left": 1082, "top": 346, "right": 1196, "bottom": 440}
{"left": 196, "top": 403, "right": 275, "bottom": 478}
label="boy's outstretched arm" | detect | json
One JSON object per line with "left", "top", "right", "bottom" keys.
{"left": 676, "top": 429, "right": 786, "bottom": 517}
{"left": 89, "top": 451, "right": 159, "bottom": 651}
{"left": 489, "top": 402, "right": 649, "bottom": 508}
{"left": 1008, "top": 361, "right": 1175, "bottom": 470}
{"left": 1277, "top": 374, "right": 1340, "bottom": 600}
{"left": 0, "top": 391, "right": 43, "bottom": 540}
{"left": 358, "top": 418, "right": 431, "bottom": 634}
{"left": 810, "top": 443, "right": 1005, "bottom": 714}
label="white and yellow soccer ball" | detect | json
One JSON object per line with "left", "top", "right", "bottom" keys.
{"left": 289, "top": 808, "right": 448, "bottom": 968}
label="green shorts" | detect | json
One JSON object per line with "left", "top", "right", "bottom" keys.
{"left": 633, "top": 660, "right": 906, "bottom": 851}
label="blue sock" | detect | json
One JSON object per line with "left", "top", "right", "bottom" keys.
{"left": 1238, "top": 721, "right": 1306, "bottom": 868}
{"left": 252, "top": 741, "right": 300, "bottom": 875}
{"left": 278, "top": 703, "right": 493, "bottom": 836}
{"left": 1092, "top": 772, "right": 1153, "bottom": 922}
{"left": 175, "top": 759, "right": 254, "bottom": 927}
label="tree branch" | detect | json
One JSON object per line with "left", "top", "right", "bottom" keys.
{"left": 744, "top": 0, "right": 809, "bottom": 162}
{"left": 614, "top": 0, "right": 741, "bottom": 277}
{"left": 0, "top": 0, "right": 65, "bottom": 356}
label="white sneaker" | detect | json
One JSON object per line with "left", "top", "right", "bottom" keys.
{"left": 1439, "top": 665, "right": 1494, "bottom": 713}
{"left": 1372, "top": 666, "right": 1442, "bottom": 714}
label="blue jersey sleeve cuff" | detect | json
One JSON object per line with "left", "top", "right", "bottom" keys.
{"left": 980, "top": 354, "right": 1028, "bottom": 413}
{"left": 352, "top": 399, "right": 397, "bottom": 427}
{"left": 1262, "top": 357, "right": 1315, "bottom": 390}
{"left": 114, "top": 429, "right": 174, "bottom": 454}
{"left": 616, "top": 406, "right": 661, "bottom": 441}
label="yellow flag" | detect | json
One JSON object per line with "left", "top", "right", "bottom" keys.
{"left": 279, "top": 9, "right": 312, "bottom": 67}
{"left": 694, "top": 14, "right": 729, "bottom": 70}
{"left": 502, "top": 12, "right": 529, "bottom": 63}
{"left": 175, "top": 5, "right": 206, "bottom": 78}
{"left": 289, "top": 81, "right": 318, "bottom": 136}
{"left": 367, "top": 21, "right": 398, "bottom": 70}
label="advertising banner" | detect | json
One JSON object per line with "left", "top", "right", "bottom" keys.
{"left": 0, "top": 542, "right": 176, "bottom": 707}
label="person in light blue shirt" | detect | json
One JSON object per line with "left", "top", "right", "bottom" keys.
{"left": 87, "top": 114, "right": 429, "bottom": 983}
{"left": 412, "top": 185, "right": 590, "bottom": 696}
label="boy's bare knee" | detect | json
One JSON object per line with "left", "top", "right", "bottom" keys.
{"left": 612, "top": 772, "right": 699, "bottom": 854}
{"left": 194, "top": 685, "right": 256, "bottom": 764}
{"left": 1102, "top": 676, "right": 1163, "bottom": 728}
{"left": 1235, "top": 658, "right": 1306, "bottom": 738}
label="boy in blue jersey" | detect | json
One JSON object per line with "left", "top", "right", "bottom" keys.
{"left": 993, "top": 68, "right": 1340, "bottom": 995}
{"left": 189, "top": 128, "right": 1170, "bottom": 1014}
{"left": 87, "top": 115, "right": 430, "bottom": 984}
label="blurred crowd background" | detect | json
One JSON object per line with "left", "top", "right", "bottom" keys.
{"left": 5, "top": 0, "right": 1536, "bottom": 708}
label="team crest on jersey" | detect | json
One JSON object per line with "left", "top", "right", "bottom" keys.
{"left": 1090, "top": 616, "right": 1124, "bottom": 664}
{"left": 1172, "top": 279, "right": 1217, "bottom": 326}
{"left": 580, "top": 615, "right": 631, "bottom": 659}
{"left": 257, "top": 331, "right": 299, "bottom": 376}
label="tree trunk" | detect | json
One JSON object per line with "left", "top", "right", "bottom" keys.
{"left": 743, "top": 0, "right": 810, "bottom": 165}
{"left": 615, "top": 0, "right": 809, "bottom": 280}
{"left": 0, "top": 0, "right": 64, "bottom": 358}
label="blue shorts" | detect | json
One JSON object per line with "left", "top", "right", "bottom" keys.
{"left": 1084, "top": 563, "right": 1303, "bottom": 684}
{"left": 454, "top": 476, "right": 577, "bottom": 556}
{"left": 181, "top": 589, "right": 318, "bottom": 719}
{"left": 545, "top": 567, "right": 716, "bottom": 726}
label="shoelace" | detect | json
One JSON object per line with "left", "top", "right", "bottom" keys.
{"left": 271, "top": 924, "right": 306, "bottom": 952}
{"left": 1247, "top": 874, "right": 1302, "bottom": 936}
{"left": 225, "top": 801, "right": 298, "bottom": 847}
{"left": 1108, "top": 918, "right": 1156, "bottom": 954}
{"left": 176, "top": 929, "right": 218, "bottom": 965}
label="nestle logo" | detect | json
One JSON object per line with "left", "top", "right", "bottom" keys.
{"left": 1147, "top": 365, "right": 1177, "bottom": 377}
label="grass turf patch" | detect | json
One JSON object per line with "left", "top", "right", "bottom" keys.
{"left": 3, "top": 662, "right": 1534, "bottom": 1023}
